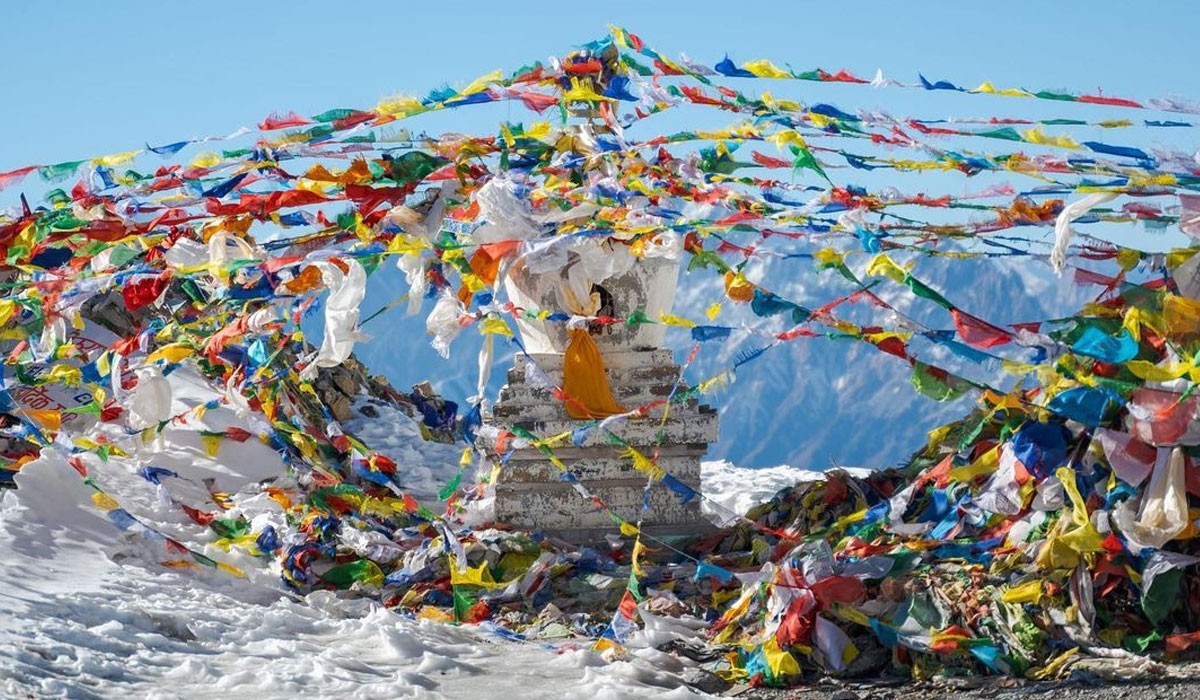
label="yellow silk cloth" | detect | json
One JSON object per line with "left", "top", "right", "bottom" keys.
{"left": 562, "top": 328, "right": 626, "bottom": 419}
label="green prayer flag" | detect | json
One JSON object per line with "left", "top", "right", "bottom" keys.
{"left": 39, "top": 161, "right": 85, "bottom": 183}
{"left": 911, "top": 361, "right": 970, "bottom": 402}
{"left": 320, "top": 559, "right": 384, "bottom": 588}
{"left": 789, "top": 144, "right": 831, "bottom": 183}
{"left": 453, "top": 586, "right": 476, "bottom": 622}
{"left": 210, "top": 518, "right": 250, "bottom": 539}
{"left": 1142, "top": 568, "right": 1182, "bottom": 626}
{"left": 438, "top": 471, "right": 463, "bottom": 501}
{"left": 624, "top": 309, "right": 654, "bottom": 327}
{"left": 904, "top": 275, "right": 954, "bottom": 310}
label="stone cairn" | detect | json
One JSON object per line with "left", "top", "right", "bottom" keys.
{"left": 478, "top": 254, "right": 718, "bottom": 543}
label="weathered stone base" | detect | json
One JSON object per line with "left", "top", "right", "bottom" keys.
{"left": 480, "top": 349, "right": 718, "bottom": 543}
{"left": 537, "top": 522, "right": 718, "bottom": 548}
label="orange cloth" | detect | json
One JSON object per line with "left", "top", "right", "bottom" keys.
{"left": 562, "top": 328, "right": 626, "bottom": 419}
{"left": 724, "top": 271, "right": 755, "bottom": 302}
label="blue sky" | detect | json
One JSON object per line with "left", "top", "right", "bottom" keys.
{"left": 2, "top": 0, "right": 1197, "bottom": 174}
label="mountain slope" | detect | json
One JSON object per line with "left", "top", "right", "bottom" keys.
{"left": 346, "top": 249, "right": 1100, "bottom": 470}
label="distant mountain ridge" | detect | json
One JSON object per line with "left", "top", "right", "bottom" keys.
{"left": 343, "top": 249, "right": 1101, "bottom": 471}
{"left": 676, "top": 251, "right": 1099, "bottom": 469}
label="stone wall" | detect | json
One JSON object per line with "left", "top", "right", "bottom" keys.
{"left": 480, "top": 349, "right": 718, "bottom": 543}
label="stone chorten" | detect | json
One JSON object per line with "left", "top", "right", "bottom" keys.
{"left": 477, "top": 241, "right": 718, "bottom": 543}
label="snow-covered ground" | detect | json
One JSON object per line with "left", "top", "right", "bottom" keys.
{"left": 700, "top": 460, "right": 873, "bottom": 517}
{"left": 0, "top": 370, "right": 841, "bottom": 699}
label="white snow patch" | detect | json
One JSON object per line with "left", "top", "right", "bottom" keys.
{"left": 702, "top": 459, "right": 874, "bottom": 516}
{"left": 342, "top": 397, "right": 463, "bottom": 500}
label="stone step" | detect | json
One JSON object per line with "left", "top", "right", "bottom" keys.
{"left": 492, "top": 480, "right": 703, "bottom": 531}
{"left": 515, "top": 349, "right": 676, "bottom": 372}
{"left": 541, "top": 521, "right": 716, "bottom": 546}
{"left": 502, "top": 444, "right": 707, "bottom": 462}
{"left": 494, "top": 452, "right": 703, "bottom": 484}
{"left": 495, "top": 408, "right": 718, "bottom": 449}
{"left": 506, "top": 361, "right": 683, "bottom": 391}
{"left": 489, "top": 395, "right": 706, "bottom": 422}
{"left": 498, "top": 380, "right": 679, "bottom": 408}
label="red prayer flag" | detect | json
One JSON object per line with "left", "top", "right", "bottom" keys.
{"left": 258, "top": 112, "right": 313, "bottom": 131}
{"left": 950, "top": 308, "right": 1012, "bottom": 348}
{"left": 0, "top": 166, "right": 38, "bottom": 191}
{"left": 122, "top": 272, "right": 172, "bottom": 312}
{"left": 1166, "top": 631, "right": 1200, "bottom": 654}
{"left": 752, "top": 151, "right": 792, "bottom": 169}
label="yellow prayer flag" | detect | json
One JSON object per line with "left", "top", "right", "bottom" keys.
{"left": 417, "top": 606, "right": 454, "bottom": 623}
{"left": 448, "top": 556, "right": 503, "bottom": 588}
{"left": 865, "top": 253, "right": 907, "bottom": 283}
{"left": 767, "top": 129, "right": 808, "bottom": 151}
{"left": 461, "top": 69, "right": 504, "bottom": 96}
{"left": 1163, "top": 295, "right": 1200, "bottom": 341}
{"left": 201, "top": 434, "right": 222, "bottom": 457}
{"left": 0, "top": 300, "right": 16, "bottom": 327}
{"left": 479, "top": 316, "right": 513, "bottom": 337}
{"left": 1000, "top": 579, "right": 1044, "bottom": 604}
{"left": 631, "top": 539, "right": 646, "bottom": 577}
{"left": 146, "top": 343, "right": 195, "bottom": 364}
{"left": 189, "top": 152, "right": 223, "bottom": 169}
{"left": 948, "top": 445, "right": 999, "bottom": 482}
{"left": 762, "top": 637, "right": 801, "bottom": 678}
{"left": 215, "top": 561, "right": 247, "bottom": 578}
{"left": 44, "top": 365, "right": 82, "bottom": 386}
{"left": 743, "top": 59, "right": 790, "bottom": 79}
{"left": 1028, "top": 648, "right": 1080, "bottom": 680}
{"left": 563, "top": 77, "right": 614, "bottom": 103}
{"left": 1126, "top": 172, "right": 1177, "bottom": 188}
{"left": 24, "top": 409, "right": 62, "bottom": 432}
{"left": 1116, "top": 248, "right": 1142, "bottom": 271}
{"left": 91, "top": 491, "right": 120, "bottom": 511}
{"left": 1021, "top": 127, "right": 1080, "bottom": 150}
{"left": 1167, "top": 248, "right": 1199, "bottom": 271}
{"left": 970, "top": 81, "right": 1031, "bottom": 98}
{"left": 623, "top": 447, "right": 666, "bottom": 480}
{"left": 698, "top": 371, "right": 733, "bottom": 394}
{"left": 658, "top": 312, "right": 696, "bottom": 328}
{"left": 1126, "top": 360, "right": 1187, "bottom": 382}
{"left": 93, "top": 150, "right": 141, "bottom": 167}
{"left": 376, "top": 94, "right": 425, "bottom": 117}
{"left": 1002, "top": 359, "right": 1036, "bottom": 376}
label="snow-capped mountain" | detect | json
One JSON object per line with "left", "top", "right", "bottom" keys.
{"left": 340, "top": 245, "right": 1100, "bottom": 471}
{"left": 688, "top": 252, "right": 1095, "bottom": 469}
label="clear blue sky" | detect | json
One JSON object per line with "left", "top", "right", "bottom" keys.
{"left": 2, "top": 0, "right": 1198, "bottom": 175}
